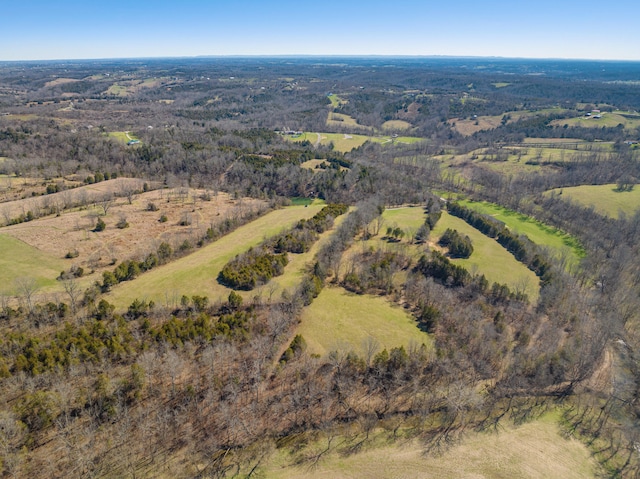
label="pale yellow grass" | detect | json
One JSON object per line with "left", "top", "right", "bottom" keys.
{"left": 382, "top": 120, "right": 412, "bottom": 130}
{"left": 264, "top": 416, "right": 598, "bottom": 478}
{"left": 297, "top": 286, "right": 430, "bottom": 357}
{"left": 105, "top": 204, "right": 324, "bottom": 308}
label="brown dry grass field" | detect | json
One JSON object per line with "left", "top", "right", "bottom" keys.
{"left": 264, "top": 415, "right": 599, "bottom": 478}
{"left": 0, "top": 178, "right": 147, "bottom": 224}
{"left": 2, "top": 186, "right": 265, "bottom": 287}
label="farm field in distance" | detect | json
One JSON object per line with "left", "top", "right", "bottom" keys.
{"left": 2, "top": 56, "right": 640, "bottom": 478}
{"left": 546, "top": 184, "right": 640, "bottom": 218}
{"left": 288, "top": 131, "right": 424, "bottom": 152}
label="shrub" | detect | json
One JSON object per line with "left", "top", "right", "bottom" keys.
{"left": 94, "top": 218, "right": 106, "bottom": 232}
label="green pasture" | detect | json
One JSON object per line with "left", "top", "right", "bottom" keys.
{"left": 0, "top": 234, "right": 66, "bottom": 293}
{"left": 106, "top": 84, "right": 129, "bottom": 96}
{"left": 492, "top": 82, "right": 511, "bottom": 88}
{"left": 289, "top": 132, "right": 425, "bottom": 153}
{"left": 327, "top": 112, "right": 367, "bottom": 129}
{"left": 105, "top": 204, "right": 324, "bottom": 309}
{"left": 551, "top": 112, "right": 640, "bottom": 129}
{"left": 263, "top": 413, "right": 597, "bottom": 479}
{"left": 382, "top": 206, "right": 428, "bottom": 231}
{"left": 107, "top": 131, "right": 139, "bottom": 144}
{"left": 288, "top": 197, "right": 315, "bottom": 206}
{"left": 327, "top": 93, "right": 347, "bottom": 108}
{"left": 433, "top": 212, "right": 540, "bottom": 301}
{"left": 297, "top": 286, "right": 431, "bottom": 357}
{"left": 546, "top": 184, "right": 640, "bottom": 218}
{"left": 459, "top": 200, "right": 585, "bottom": 264}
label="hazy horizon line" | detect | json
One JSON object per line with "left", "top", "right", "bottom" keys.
{"left": 1, "top": 54, "right": 640, "bottom": 64}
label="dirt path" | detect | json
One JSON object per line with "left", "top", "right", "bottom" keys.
{"left": 314, "top": 133, "right": 321, "bottom": 148}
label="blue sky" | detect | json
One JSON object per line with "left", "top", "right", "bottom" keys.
{"left": 1, "top": 0, "right": 639, "bottom": 61}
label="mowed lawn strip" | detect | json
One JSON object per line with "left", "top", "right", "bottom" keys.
{"left": 0, "top": 234, "right": 66, "bottom": 292}
{"left": 546, "top": 183, "right": 640, "bottom": 218}
{"left": 459, "top": 199, "right": 585, "bottom": 262}
{"left": 433, "top": 212, "right": 540, "bottom": 301}
{"left": 263, "top": 414, "right": 598, "bottom": 479}
{"left": 106, "top": 204, "right": 324, "bottom": 308}
{"left": 298, "top": 286, "right": 431, "bottom": 357}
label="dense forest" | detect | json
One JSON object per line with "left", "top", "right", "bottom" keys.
{"left": 1, "top": 57, "right": 640, "bottom": 477}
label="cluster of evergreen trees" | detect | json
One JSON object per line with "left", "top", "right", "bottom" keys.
{"left": 438, "top": 228, "right": 473, "bottom": 258}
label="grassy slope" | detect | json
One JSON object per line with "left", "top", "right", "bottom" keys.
{"left": 546, "top": 183, "right": 640, "bottom": 218}
{"left": 105, "top": 204, "right": 324, "bottom": 308}
{"left": 0, "top": 234, "right": 66, "bottom": 292}
{"left": 297, "top": 286, "right": 430, "bottom": 357}
{"left": 287, "top": 132, "right": 424, "bottom": 153}
{"left": 264, "top": 415, "right": 598, "bottom": 479}
{"left": 433, "top": 212, "right": 540, "bottom": 301}
{"left": 382, "top": 119, "right": 412, "bottom": 130}
{"left": 460, "top": 200, "right": 585, "bottom": 262}
{"left": 551, "top": 112, "right": 640, "bottom": 129}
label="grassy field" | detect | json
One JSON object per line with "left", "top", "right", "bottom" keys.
{"left": 327, "top": 112, "right": 369, "bottom": 130}
{"left": 546, "top": 184, "right": 640, "bottom": 218}
{"left": 263, "top": 414, "right": 598, "bottom": 479}
{"left": 433, "top": 212, "right": 540, "bottom": 301}
{"left": 107, "top": 131, "right": 139, "bottom": 143}
{"left": 340, "top": 206, "right": 539, "bottom": 299}
{"left": 327, "top": 93, "right": 347, "bottom": 108}
{"left": 106, "top": 84, "right": 129, "bottom": 96}
{"left": 382, "top": 119, "right": 412, "bottom": 130}
{"left": 106, "top": 204, "right": 324, "bottom": 308}
{"left": 289, "top": 132, "right": 425, "bottom": 153}
{"left": 0, "top": 234, "right": 66, "bottom": 293}
{"left": 551, "top": 111, "right": 640, "bottom": 129}
{"left": 297, "top": 286, "right": 431, "bottom": 357}
{"left": 450, "top": 108, "right": 569, "bottom": 136}
{"left": 459, "top": 200, "right": 585, "bottom": 263}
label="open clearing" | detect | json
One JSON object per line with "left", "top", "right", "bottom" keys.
{"left": 326, "top": 112, "right": 369, "bottom": 130}
{"left": 382, "top": 119, "right": 412, "bottom": 130}
{"left": 550, "top": 111, "right": 640, "bottom": 129}
{"left": 0, "top": 178, "right": 146, "bottom": 224}
{"left": 459, "top": 200, "right": 585, "bottom": 263}
{"left": 288, "top": 132, "right": 424, "bottom": 153}
{"left": 327, "top": 94, "right": 347, "bottom": 108}
{"left": 3, "top": 187, "right": 265, "bottom": 293}
{"left": 0, "top": 234, "right": 66, "bottom": 293}
{"left": 105, "top": 203, "right": 324, "bottom": 308}
{"left": 546, "top": 183, "right": 640, "bottom": 218}
{"left": 450, "top": 108, "right": 569, "bottom": 136}
{"left": 264, "top": 415, "right": 598, "bottom": 479}
{"left": 363, "top": 206, "right": 540, "bottom": 300}
{"left": 297, "top": 286, "right": 430, "bottom": 357}
{"left": 433, "top": 212, "right": 540, "bottom": 301}
{"left": 107, "top": 131, "right": 139, "bottom": 144}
